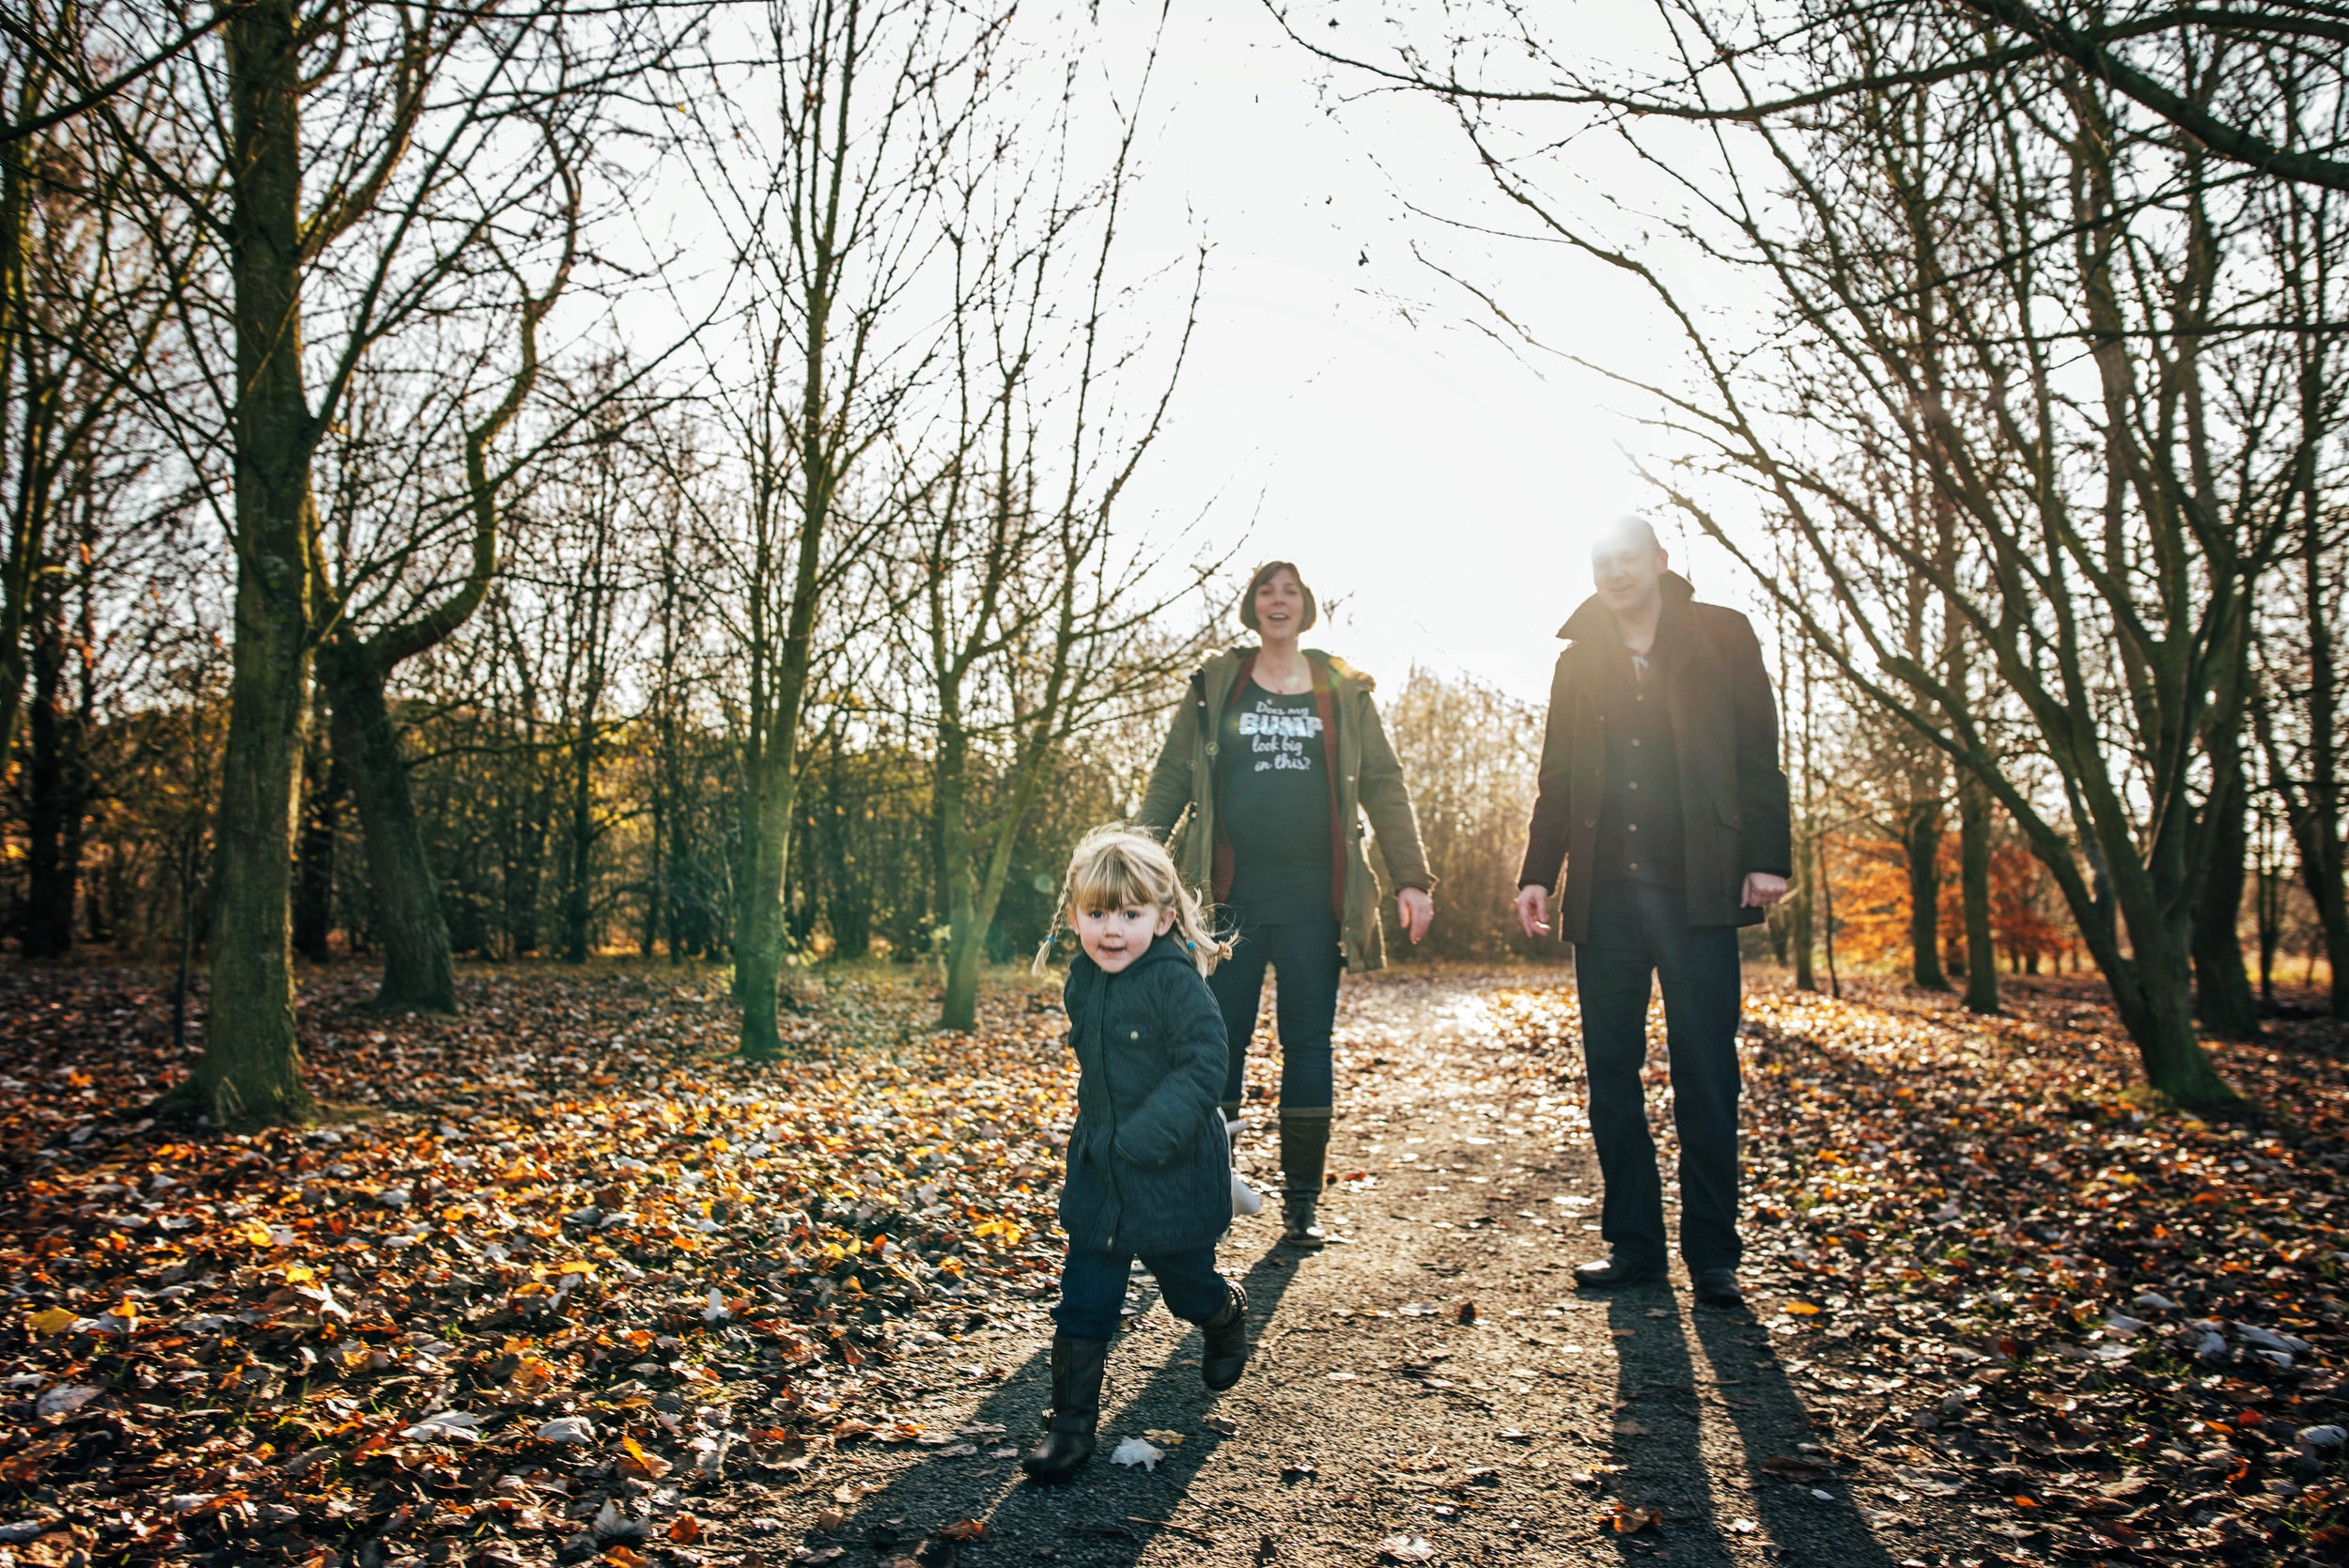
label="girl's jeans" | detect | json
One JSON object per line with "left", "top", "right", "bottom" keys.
{"left": 1050, "top": 1241, "right": 1227, "bottom": 1342}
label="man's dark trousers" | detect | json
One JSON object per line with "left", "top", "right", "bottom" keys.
{"left": 1574, "top": 878, "right": 1743, "bottom": 1272}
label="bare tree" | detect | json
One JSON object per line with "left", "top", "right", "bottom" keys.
{"left": 677, "top": 0, "right": 1010, "bottom": 1058}
{"left": 1271, "top": 0, "right": 2349, "bottom": 192}
{"left": 894, "top": 19, "right": 1215, "bottom": 1030}
{"left": 48, "top": 0, "right": 700, "bottom": 1121}
{"left": 1325, "top": 5, "right": 2345, "bottom": 1104}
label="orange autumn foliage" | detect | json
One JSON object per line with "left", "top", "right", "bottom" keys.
{"left": 1815, "top": 832, "right": 2078, "bottom": 977}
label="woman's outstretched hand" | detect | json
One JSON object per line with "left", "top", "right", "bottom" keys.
{"left": 1397, "top": 887, "right": 1434, "bottom": 944}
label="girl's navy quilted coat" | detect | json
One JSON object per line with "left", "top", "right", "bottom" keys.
{"left": 1055, "top": 936, "right": 1232, "bottom": 1255}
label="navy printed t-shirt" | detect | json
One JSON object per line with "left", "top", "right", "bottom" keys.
{"left": 1218, "top": 688, "right": 1334, "bottom": 924}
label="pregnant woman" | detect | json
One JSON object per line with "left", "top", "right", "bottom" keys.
{"left": 1137, "top": 561, "right": 1435, "bottom": 1248}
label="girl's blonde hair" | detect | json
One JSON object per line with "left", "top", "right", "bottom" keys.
{"left": 1037, "top": 826, "right": 1231, "bottom": 976}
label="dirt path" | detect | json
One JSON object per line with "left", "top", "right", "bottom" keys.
{"left": 730, "top": 971, "right": 2005, "bottom": 1568}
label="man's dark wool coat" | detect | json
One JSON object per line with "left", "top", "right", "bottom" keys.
{"left": 1056, "top": 936, "right": 1232, "bottom": 1256}
{"left": 1519, "top": 571, "right": 1795, "bottom": 947}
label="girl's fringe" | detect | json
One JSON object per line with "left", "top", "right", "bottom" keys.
{"left": 1035, "top": 825, "right": 1233, "bottom": 976}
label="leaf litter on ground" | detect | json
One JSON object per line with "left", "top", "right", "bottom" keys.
{"left": 1482, "top": 970, "right": 2349, "bottom": 1568}
{"left": 0, "top": 962, "right": 1079, "bottom": 1565}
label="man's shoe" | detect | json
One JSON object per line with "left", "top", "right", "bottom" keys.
{"left": 1573, "top": 1255, "right": 1664, "bottom": 1289}
{"left": 1200, "top": 1282, "right": 1250, "bottom": 1390}
{"left": 1022, "top": 1336, "right": 1110, "bottom": 1483}
{"left": 1281, "top": 1197, "right": 1327, "bottom": 1249}
{"left": 1691, "top": 1267, "right": 1744, "bottom": 1305}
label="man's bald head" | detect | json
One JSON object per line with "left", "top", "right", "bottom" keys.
{"left": 1591, "top": 514, "right": 1669, "bottom": 627}
{"left": 1592, "top": 515, "right": 1663, "bottom": 560}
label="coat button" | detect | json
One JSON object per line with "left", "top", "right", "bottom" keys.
{"left": 1129, "top": 1030, "right": 1140, "bottom": 1040}
{"left": 1628, "top": 782, "right": 1639, "bottom": 791}
{"left": 1628, "top": 823, "right": 1639, "bottom": 833}
{"left": 1631, "top": 738, "right": 1641, "bottom": 748}
{"left": 1629, "top": 861, "right": 1640, "bottom": 872}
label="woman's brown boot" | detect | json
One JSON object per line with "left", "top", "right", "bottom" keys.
{"left": 1022, "top": 1336, "right": 1110, "bottom": 1483}
{"left": 1279, "top": 1108, "right": 1331, "bottom": 1249}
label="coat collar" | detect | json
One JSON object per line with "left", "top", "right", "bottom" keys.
{"left": 1556, "top": 570, "right": 1697, "bottom": 644}
{"left": 1201, "top": 645, "right": 1376, "bottom": 695}
{"left": 1066, "top": 933, "right": 1193, "bottom": 984}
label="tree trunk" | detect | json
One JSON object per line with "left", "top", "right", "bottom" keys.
{"left": 2257, "top": 854, "right": 2284, "bottom": 1010}
{"left": 562, "top": 716, "right": 594, "bottom": 963}
{"left": 736, "top": 746, "right": 797, "bottom": 1057}
{"left": 291, "top": 691, "right": 340, "bottom": 962}
{"left": 1957, "top": 770, "right": 1998, "bottom": 1014}
{"left": 2068, "top": 803, "right": 2237, "bottom": 1109}
{"left": 22, "top": 582, "right": 74, "bottom": 957}
{"left": 320, "top": 639, "right": 458, "bottom": 1013}
{"left": 2192, "top": 747, "right": 2261, "bottom": 1039}
{"left": 168, "top": 0, "right": 319, "bottom": 1126}
{"left": 1901, "top": 795, "right": 1949, "bottom": 990}
{"left": 936, "top": 720, "right": 982, "bottom": 1031}
{"left": 1820, "top": 833, "right": 1840, "bottom": 1000}
{"left": 1792, "top": 850, "right": 1816, "bottom": 991}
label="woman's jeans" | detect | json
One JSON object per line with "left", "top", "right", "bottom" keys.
{"left": 1206, "top": 914, "right": 1342, "bottom": 1109}
{"left": 1573, "top": 879, "right": 1745, "bottom": 1272}
{"left": 1050, "top": 1241, "right": 1228, "bottom": 1341}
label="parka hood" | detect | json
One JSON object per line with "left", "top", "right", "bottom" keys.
{"left": 1557, "top": 570, "right": 1698, "bottom": 644}
{"left": 1198, "top": 644, "right": 1377, "bottom": 693}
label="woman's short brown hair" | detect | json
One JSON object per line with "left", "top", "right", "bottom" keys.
{"left": 1238, "top": 560, "right": 1317, "bottom": 634}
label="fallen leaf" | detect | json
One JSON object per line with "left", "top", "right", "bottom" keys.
{"left": 1110, "top": 1436, "right": 1164, "bottom": 1471}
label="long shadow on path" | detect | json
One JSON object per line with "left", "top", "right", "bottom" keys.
{"left": 785, "top": 1238, "right": 1305, "bottom": 1566}
{"left": 1603, "top": 1287, "right": 1911, "bottom": 1567}
{"left": 1688, "top": 1301, "right": 1912, "bottom": 1568}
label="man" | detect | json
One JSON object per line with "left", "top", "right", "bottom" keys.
{"left": 1515, "top": 517, "right": 1792, "bottom": 1306}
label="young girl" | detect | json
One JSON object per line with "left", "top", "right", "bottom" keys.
{"left": 1024, "top": 828, "right": 1251, "bottom": 1484}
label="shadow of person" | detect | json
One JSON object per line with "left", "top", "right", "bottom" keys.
{"left": 1686, "top": 1299, "right": 1911, "bottom": 1568}
{"left": 1603, "top": 1287, "right": 1737, "bottom": 1565}
{"left": 775, "top": 1234, "right": 1307, "bottom": 1567}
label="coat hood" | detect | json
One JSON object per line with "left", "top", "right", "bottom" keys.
{"left": 1199, "top": 644, "right": 1377, "bottom": 693}
{"left": 1557, "top": 570, "right": 1698, "bottom": 644}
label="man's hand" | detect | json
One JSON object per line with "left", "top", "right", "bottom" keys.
{"left": 1742, "top": 873, "right": 1789, "bottom": 908}
{"left": 1397, "top": 887, "right": 1435, "bottom": 944}
{"left": 1515, "top": 884, "right": 1551, "bottom": 939}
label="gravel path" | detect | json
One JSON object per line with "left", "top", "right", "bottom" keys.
{"left": 733, "top": 971, "right": 2005, "bottom": 1568}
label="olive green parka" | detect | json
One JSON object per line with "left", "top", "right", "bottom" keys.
{"left": 1135, "top": 647, "right": 1433, "bottom": 970}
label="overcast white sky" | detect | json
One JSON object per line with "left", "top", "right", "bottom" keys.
{"left": 1085, "top": 0, "right": 1766, "bottom": 703}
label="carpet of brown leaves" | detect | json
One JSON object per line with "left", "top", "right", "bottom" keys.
{"left": 5, "top": 959, "right": 2348, "bottom": 1568}
{"left": 1488, "top": 973, "right": 2349, "bottom": 1568}
{"left": 0, "top": 962, "right": 1073, "bottom": 1568}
